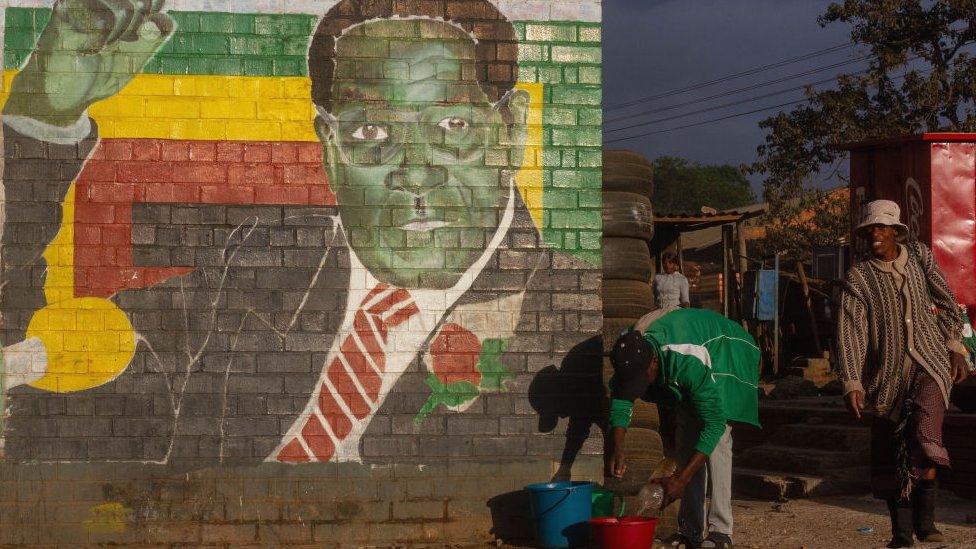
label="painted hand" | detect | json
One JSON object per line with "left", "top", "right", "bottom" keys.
{"left": 4, "top": 0, "right": 174, "bottom": 125}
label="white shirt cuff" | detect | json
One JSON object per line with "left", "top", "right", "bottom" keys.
{"left": 3, "top": 113, "right": 92, "bottom": 145}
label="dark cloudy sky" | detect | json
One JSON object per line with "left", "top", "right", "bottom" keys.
{"left": 602, "top": 0, "right": 859, "bottom": 194}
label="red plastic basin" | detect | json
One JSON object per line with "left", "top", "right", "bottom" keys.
{"left": 589, "top": 516, "right": 658, "bottom": 549}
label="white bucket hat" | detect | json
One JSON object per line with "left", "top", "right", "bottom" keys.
{"left": 856, "top": 199, "right": 909, "bottom": 236}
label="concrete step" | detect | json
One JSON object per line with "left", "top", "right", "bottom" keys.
{"left": 732, "top": 467, "right": 825, "bottom": 501}
{"left": 772, "top": 423, "right": 870, "bottom": 453}
{"left": 757, "top": 402, "right": 866, "bottom": 435}
{"left": 736, "top": 445, "right": 867, "bottom": 476}
{"left": 733, "top": 466, "right": 871, "bottom": 501}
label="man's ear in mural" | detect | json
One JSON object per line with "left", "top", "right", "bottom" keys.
{"left": 3, "top": 0, "right": 175, "bottom": 126}
{"left": 497, "top": 88, "right": 531, "bottom": 172}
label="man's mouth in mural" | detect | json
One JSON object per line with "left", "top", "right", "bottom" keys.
{"left": 401, "top": 220, "right": 452, "bottom": 232}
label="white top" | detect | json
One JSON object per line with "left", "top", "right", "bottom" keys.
{"left": 653, "top": 271, "right": 689, "bottom": 309}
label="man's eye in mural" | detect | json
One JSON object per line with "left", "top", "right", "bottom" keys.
{"left": 439, "top": 116, "right": 469, "bottom": 132}
{"left": 351, "top": 124, "right": 389, "bottom": 141}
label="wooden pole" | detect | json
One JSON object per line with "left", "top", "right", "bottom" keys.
{"left": 795, "top": 262, "right": 824, "bottom": 356}
{"left": 736, "top": 221, "right": 748, "bottom": 275}
{"left": 773, "top": 254, "right": 780, "bottom": 376}
{"left": 722, "top": 225, "right": 732, "bottom": 317}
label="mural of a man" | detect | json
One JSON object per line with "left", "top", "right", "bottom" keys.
{"left": 0, "top": 0, "right": 600, "bottom": 464}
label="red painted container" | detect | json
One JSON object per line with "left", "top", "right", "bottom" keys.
{"left": 840, "top": 133, "right": 976, "bottom": 320}
{"left": 589, "top": 516, "right": 658, "bottom": 549}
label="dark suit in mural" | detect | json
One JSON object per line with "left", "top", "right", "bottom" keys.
{"left": 0, "top": 0, "right": 602, "bottom": 465}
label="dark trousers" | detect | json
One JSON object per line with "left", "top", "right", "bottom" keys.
{"left": 871, "top": 374, "right": 949, "bottom": 500}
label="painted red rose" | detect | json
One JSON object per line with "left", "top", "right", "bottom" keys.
{"left": 430, "top": 323, "right": 482, "bottom": 386}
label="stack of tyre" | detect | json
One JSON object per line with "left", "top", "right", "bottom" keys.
{"left": 602, "top": 150, "right": 666, "bottom": 511}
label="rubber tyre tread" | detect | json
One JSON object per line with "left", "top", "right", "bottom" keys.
{"left": 626, "top": 427, "right": 663, "bottom": 462}
{"left": 603, "top": 317, "right": 640, "bottom": 355}
{"left": 603, "top": 279, "right": 655, "bottom": 318}
{"left": 631, "top": 401, "right": 660, "bottom": 431}
{"left": 603, "top": 237, "right": 653, "bottom": 281}
{"left": 603, "top": 191, "right": 654, "bottom": 241}
{"left": 603, "top": 161, "right": 654, "bottom": 181}
{"left": 603, "top": 173, "right": 654, "bottom": 200}
{"left": 604, "top": 149, "right": 654, "bottom": 170}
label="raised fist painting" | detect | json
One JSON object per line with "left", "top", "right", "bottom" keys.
{"left": 5, "top": 0, "right": 174, "bottom": 125}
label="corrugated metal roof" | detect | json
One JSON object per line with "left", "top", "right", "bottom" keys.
{"left": 655, "top": 203, "right": 767, "bottom": 225}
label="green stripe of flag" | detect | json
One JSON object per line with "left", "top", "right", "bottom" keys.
{"left": 4, "top": 8, "right": 600, "bottom": 77}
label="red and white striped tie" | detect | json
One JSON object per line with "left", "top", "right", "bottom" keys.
{"left": 276, "top": 283, "right": 419, "bottom": 462}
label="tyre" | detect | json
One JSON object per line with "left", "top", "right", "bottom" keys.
{"left": 603, "top": 317, "right": 640, "bottom": 354}
{"left": 626, "top": 427, "right": 663, "bottom": 461}
{"left": 604, "top": 149, "right": 654, "bottom": 173}
{"left": 603, "top": 161, "right": 654, "bottom": 181}
{"left": 603, "top": 279, "right": 655, "bottom": 318}
{"left": 603, "top": 173, "right": 654, "bottom": 200}
{"left": 621, "top": 427, "right": 664, "bottom": 491}
{"left": 603, "top": 237, "right": 653, "bottom": 281}
{"left": 603, "top": 191, "right": 654, "bottom": 241}
{"left": 604, "top": 150, "right": 654, "bottom": 199}
{"left": 631, "top": 401, "right": 660, "bottom": 431}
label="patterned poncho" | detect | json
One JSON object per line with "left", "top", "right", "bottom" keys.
{"left": 837, "top": 242, "right": 967, "bottom": 417}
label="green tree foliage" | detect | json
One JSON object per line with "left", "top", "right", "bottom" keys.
{"left": 753, "top": 189, "right": 851, "bottom": 259}
{"left": 652, "top": 156, "right": 756, "bottom": 214}
{"left": 751, "top": 0, "right": 976, "bottom": 259}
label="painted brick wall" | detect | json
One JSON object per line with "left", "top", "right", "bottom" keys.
{"left": 0, "top": 0, "right": 603, "bottom": 545}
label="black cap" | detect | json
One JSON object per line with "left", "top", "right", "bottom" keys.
{"left": 609, "top": 329, "right": 655, "bottom": 401}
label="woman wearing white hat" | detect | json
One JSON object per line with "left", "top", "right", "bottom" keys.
{"left": 837, "top": 199, "right": 971, "bottom": 547}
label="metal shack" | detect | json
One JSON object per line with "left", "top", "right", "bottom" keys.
{"left": 840, "top": 133, "right": 976, "bottom": 317}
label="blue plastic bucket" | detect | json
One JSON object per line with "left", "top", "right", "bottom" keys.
{"left": 525, "top": 481, "right": 593, "bottom": 548}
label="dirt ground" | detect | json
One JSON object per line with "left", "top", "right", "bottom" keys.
{"left": 719, "top": 492, "right": 976, "bottom": 549}
{"left": 484, "top": 490, "right": 976, "bottom": 549}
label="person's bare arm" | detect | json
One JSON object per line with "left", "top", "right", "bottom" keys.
{"left": 610, "top": 426, "right": 627, "bottom": 478}
{"left": 651, "top": 451, "right": 706, "bottom": 503}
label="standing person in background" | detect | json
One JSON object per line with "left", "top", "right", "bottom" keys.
{"left": 654, "top": 252, "right": 690, "bottom": 309}
{"left": 837, "top": 200, "right": 970, "bottom": 548}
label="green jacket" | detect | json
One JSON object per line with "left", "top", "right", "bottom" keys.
{"left": 610, "top": 308, "right": 761, "bottom": 455}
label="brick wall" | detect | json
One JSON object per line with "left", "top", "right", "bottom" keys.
{"left": 0, "top": 0, "right": 603, "bottom": 544}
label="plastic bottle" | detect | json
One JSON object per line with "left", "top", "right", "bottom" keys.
{"left": 636, "top": 457, "right": 677, "bottom": 516}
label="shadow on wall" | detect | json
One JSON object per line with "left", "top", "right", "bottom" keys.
{"left": 528, "top": 335, "right": 607, "bottom": 481}
{"left": 487, "top": 489, "right": 535, "bottom": 545}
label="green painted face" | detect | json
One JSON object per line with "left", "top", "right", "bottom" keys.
{"left": 316, "top": 19, "right": 528, "bottom": 289}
